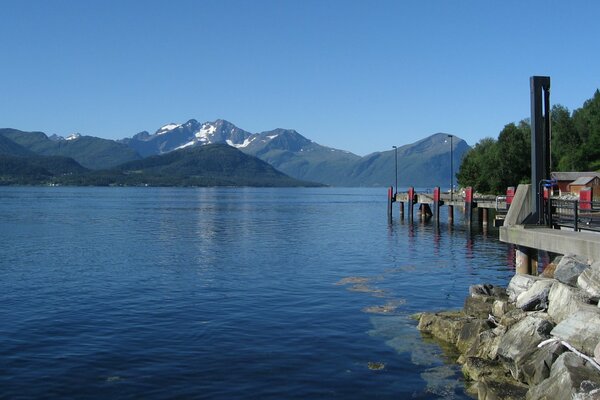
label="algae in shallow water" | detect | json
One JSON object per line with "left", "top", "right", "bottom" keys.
{"left": 334, "top": 276, "right": 371, "bottom": 286}
{"left": 362, "top": 299, "right": 407, "bottom": 314}
{"left": 367, "top": 361, "right": 386, "bottom": 371}
{"left": 347, "top": 284, "right": 386, "bottom": 296}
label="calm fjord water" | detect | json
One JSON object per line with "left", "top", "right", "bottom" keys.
{"left": 0, "top": 187, "right": 513, "bottom": 399}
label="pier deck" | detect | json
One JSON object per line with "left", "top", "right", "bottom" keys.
{"left": 394, "top": 192, "right": 500, "bottom": 209}
{"left": 500, "top": 225, "right": 600, "bottom": 261}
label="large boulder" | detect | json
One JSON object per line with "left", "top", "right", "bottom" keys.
{"left": 555, "top": 254, "right": 590, "bottom": 287}
{"left": 469, "top": 283, "right": 507, "bottom": 298}
{"left": 551, "top": 309, "right": 600, "bottom": 355}
{"left": 456, "top": 319, "right": 494, "bottom": 355}
{"left": 462, "top": 356, "right": 507, "bottom": 382}
{"left": 499, "top": 308, "right": 528, "bottom": 329}
{"left": 548, "top": 281, "right": 595, "bottom": 324}
{"left": 417, "top": 311, "right": 466, "bottom": 345}
{"left": 464, "top": 295, "right": 495, "bottom": 319}
{"left": 472, "top": 378, "right": 529, "bottom": 400}
{"left": 578, "top": 261, "right": 600, "bottom": 302}
{"left": 473, "top": 326, "right": 506, "bottom": 360}
{"left": 527, "top": 352, "right": 600, "bottom": 400}
{"left": 492, "top": 299, "right": 510, "bottom": 318}
{"left": 507, "top": 274, "right": 549, "bottom": 303}
{"left": 497, "top": 313, "right": 555, "bottom": 382}
{"left": 516, "top": 279, "right": 555, "bottom": 311}
{"left": 465, "top": 284, "right": 507, "bottom": 318}
{"left": 462, "top": 356, "right": 528, "bottom": 399}
{"left": 520, "top": 340, "right": 566, "bottom": 385}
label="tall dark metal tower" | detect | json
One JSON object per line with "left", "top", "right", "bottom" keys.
{"left": 530, "top": 76, "right": 551, "bottom": 224}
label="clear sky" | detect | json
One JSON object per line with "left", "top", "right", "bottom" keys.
{"left": 2, "top": 0, "right": 599, "bottom": 156}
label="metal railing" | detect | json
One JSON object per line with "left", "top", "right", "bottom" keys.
{"left": 548, "top": 198, "right": 600, "bottom": 232}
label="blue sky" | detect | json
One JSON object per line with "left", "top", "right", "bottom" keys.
{"left": 2, "top": 0, "right": 599, "bottom": 155}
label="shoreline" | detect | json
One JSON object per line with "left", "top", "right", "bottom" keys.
{"left": 415, "top": 254, "right": 600, "bottom": 399}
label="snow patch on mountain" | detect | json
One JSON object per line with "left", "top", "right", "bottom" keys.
{"left": 66, "top": 133, "right": 81, "bottom": 141}
{"left": 226, "top": 136, "right": 256, "bottom": 148}
{"left": 174, "top": 140, "right": 196, "bottom": 151}
{"left": 195, "top": 124, "right": 217, "bottom": 141}
{"left": 156, "top": 123, "right": 181, "bottom": 135}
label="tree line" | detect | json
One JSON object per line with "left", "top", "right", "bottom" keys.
{"left": 457, "top": 89, "right": 600, "bottom": 194}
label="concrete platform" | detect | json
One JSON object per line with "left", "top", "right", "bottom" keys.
{"left": 500, "top": 225, "right": 600, "bottom": 260}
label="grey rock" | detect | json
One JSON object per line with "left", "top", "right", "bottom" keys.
{"left": 474, "top": 326, "right": 506, "bottom": 360}
{"left": 473, "top": 378, "right": 529, "bottom": 400}
{"left": 551, "top": 309, "right": 600, "bottom": 355}
{"left": 555, "top": 253, "right": 590, "bottom": 287}
{"left": 507, "top": 274, "right": 549, "bottom": 303}
{"left": 461, "top": 356, "right": 529, "bottom": 399}
{"left": 516, "top": 279, "right": 555, "bottom": 311}
{"left": 492, "top": 299, "right": 509, "bottom": 318}
{"left": 548, "top": 281, "right": 595, "bottom": 324}
{"left": 578, "top": 261, "right": 600, "bottom": 302}
{"left": 499, "top": 308, "right": 528, "bottom": 329}
{"left": 527, "top": 352, "right": 600, "bottom": 400}
{"left": 573, "top": 381, "right": 600, "bottom": 400}
{"left": 464, "top": 295, "right": 495, "bottom": 319}
{"left": 469, "top": 283, "right": 495, "bottom": 297}
{"left": 497, "top": 314, "right": 555, "bottom": 382}
{"left": 595, "top": 342, "right": 600, "bottom": 365}
{"left": 462, "top": 356, "right": 507, "bottom": 382}
{"left": 456, "top": 319, "right": 494, "bottom": 355}
{"left": 417, "top": 311, "right": 466, "bottom": 345}
{"left": 520, "top": 340, "right": 566, "bottom": 385}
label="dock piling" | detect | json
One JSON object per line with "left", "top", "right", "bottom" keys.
{"left": 387, "top": 186, "right": 393, "bottom": 221}
{"left": 433, "top": 187, "right": 440, "bottom": 225}
{"left": 408, "top": 187, "right": 415, "bottom": 222}
{"left": 465, "top": 187, "right": 473, "bottom": 225}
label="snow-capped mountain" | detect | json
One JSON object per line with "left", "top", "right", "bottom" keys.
{"left": 121, "top": 119, "right": 362, "bottom": 184}
{"left": 121, "top": 119, "right": 256, "bottom": 157}
{"left": 121, "top": 119, "right": 333, "bottom": 158}
{"left": 121, "top": 119, "right": 470, "bottom": 186}
{"left": 48, "top": 132, "right": 82, "bottom": 141}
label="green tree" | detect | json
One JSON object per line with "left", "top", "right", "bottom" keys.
{"left": 572, "top": 89, "right": 600, "bottom": 170}
{"left": 495, "top": 121, "right": 531, "bottom": 190}
{"left": 551, "top": 104, "right": 582, "bottom": 171}
{"left": 457, "top": 137, "right": 498, "bottom": 193}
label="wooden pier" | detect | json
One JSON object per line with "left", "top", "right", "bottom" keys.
{"left": 387, "top": 186, "right": 505, "bottom": 227}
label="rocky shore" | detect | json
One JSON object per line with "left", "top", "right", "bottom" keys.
{"left": 415, "top": 254, "right": 600, "bottom": 399}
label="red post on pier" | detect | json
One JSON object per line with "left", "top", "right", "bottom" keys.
{"left": 408, "top": 187, "right": 415, "bottom": 222}
{"left": 448, "top": 186, "right": 454, "bottom": 223}
{"left": 465, "top": 187, "right": 474, "bottom": 225}
{"left": 387, "top": 186, "right": 393, "bottom": 220}
{"left": 580, "top": 187, "right": 592, "bottom": 211}
{"left": 507, "top": 186, "right": 515, "bottom": 206}
{"left": 433, "top": 186, "right": 440, "bottom": 224}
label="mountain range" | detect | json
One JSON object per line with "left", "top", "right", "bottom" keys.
{"left": 0, "top": 120, "right": 470, "bottom": 187}
{"left": 121, "top": 119, "right": 470, "bottom": 187}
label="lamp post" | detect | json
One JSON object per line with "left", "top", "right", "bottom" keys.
{"left": 448, "top": 134, "right": 453, "bottom": 201}
{"left": 392, "top": 146, "right": 398, "bottom": 195}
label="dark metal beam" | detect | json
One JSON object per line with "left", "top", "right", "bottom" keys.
{"left": 529, "top": 76, "right": 551, "bottom": 224}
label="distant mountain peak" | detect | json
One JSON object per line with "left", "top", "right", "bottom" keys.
{"left": 156, "top": 123, "right": 181, "bottom": 135}
{"left": 66, "top": 133, "right": 81, "bottom": 141}
{"left": 195, "top": 122, "right": 217, "bottom": 143}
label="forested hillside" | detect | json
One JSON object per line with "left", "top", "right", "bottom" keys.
{"left": 457, "top": 90, "right": 600, "bottom": 193}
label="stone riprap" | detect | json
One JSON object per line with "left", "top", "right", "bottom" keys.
{"left": 416, "top": 255, "right": 600, "bottom": 400}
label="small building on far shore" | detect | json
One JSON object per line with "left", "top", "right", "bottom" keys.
{"left": 568, "top": 176, "right": 600, "bottom": 198}
{"left": 550, "top": 172, "right": 600, "bottom": 195}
